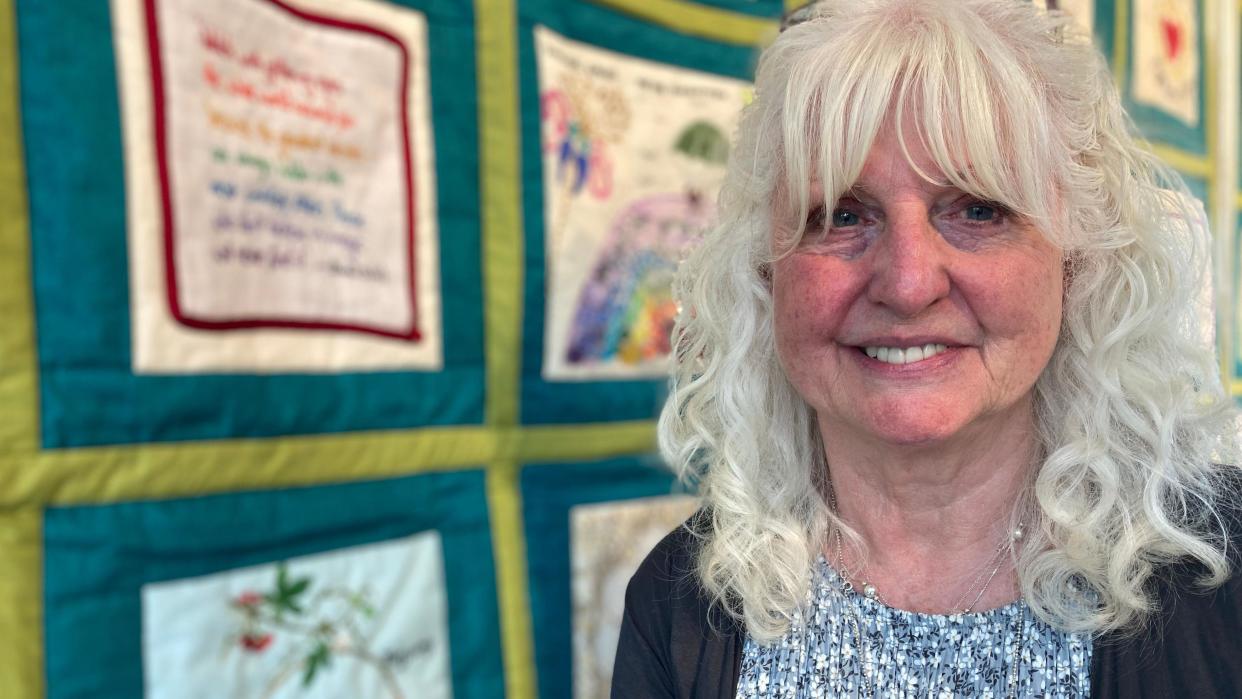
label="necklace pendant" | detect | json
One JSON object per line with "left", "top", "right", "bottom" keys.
{"left": 862, "top": 583, "right": 878, "bottom": 600}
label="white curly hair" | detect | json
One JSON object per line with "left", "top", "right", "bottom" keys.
{"left": 658, "top": 0, "right": 1240, "bottom": 641}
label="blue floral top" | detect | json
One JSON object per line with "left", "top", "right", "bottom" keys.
{"left": 735, "top": 558, "right": 1092, "bottom": 698}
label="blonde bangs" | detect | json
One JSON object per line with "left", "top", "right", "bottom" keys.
{"left": 774, "top": 0, "right": 1065, "bottom": 253}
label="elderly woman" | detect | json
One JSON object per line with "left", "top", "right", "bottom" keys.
{"left": 613, "top": 1, "right": 1242, "bottom": 697}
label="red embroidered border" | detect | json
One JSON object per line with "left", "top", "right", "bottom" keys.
{"left": 144, "top": 0, "right": 422, "bottom": 341}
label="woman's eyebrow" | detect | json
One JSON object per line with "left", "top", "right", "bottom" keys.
{"left": 841, "top": 179, "right": 974, "bottom": 203}
{"left": 842, "top": 184, "right": 872, "bottom": 201}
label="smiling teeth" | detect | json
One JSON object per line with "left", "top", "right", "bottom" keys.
{"left": 864, "top": 343, "right": 948, "bottom": 365}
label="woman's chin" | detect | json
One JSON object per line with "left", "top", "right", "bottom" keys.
{"left": 828, "top": 400, "right": 990, "bottom": 451}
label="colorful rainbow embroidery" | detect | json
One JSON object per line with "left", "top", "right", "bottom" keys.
{"left": 565, "top": 191, "right": 714, "bottom": 366}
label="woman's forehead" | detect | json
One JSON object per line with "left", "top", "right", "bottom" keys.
{"left": 790, "top": 122, "right": 998, "bottom": 202}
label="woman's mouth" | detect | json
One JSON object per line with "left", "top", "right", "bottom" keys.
{"left": 861, "top": 343, "right": 949, "bottom": 365}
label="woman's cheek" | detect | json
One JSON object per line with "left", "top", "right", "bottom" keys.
{"left": 772, "top": 267, "right": 840, "bottom": 372}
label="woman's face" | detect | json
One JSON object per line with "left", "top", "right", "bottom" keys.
{"left": 771, "top": 122, "right": 1063, "bottom": 450}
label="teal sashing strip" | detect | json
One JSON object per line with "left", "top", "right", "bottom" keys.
{"left": 43, "top": 469, "right": 504, "bottom": 699}
{"left": 1120, "top": 0, "right": 1207, "bottom": 155}
{"left": 520, "top": 456, "right": 686, "bottom": 699}
{"left": 517, "top": 0, "right": 759, "bottom": 425}
{"left": 1091, "top": 0, "right": 1119, "bottom": 71}
{"left": 621, "top": 0, "right": 785, "bottom": 18}
{"left": 16, "top": 0, "right": 485, "bottom": 448}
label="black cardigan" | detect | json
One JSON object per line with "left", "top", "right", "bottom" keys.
{"left": 612, "top": 519, "right": 1242, "bottom": 698}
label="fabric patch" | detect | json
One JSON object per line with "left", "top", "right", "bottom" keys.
{"left": 44, "top": 470, "right": 503, "bottom": 698}
{"left": 113, "top": 0, "right": 442, "bottom": 372}
{"left": 535, "top": 26, "right": 748, "bottom": 381}
{"left": 18, "top": 0, "right": 483, "bottom": 447}
{"left": 142, "top": 531, "right": 451, "bottom": 699}
{"left": 570, "top": 495, "right": 697, "bottom": 699}
{"left": 1131, "top": 0, "right": 1198, "bottom": 126}
{"left": 520, "top": 457, "right": 690, "bottom": 698}
{"left": 517, "top": 4, "right": 757, "bottom": 425}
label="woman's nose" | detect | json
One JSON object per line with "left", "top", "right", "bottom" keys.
{"left": 865, "top": 209, "right": 952, "bottom": 317}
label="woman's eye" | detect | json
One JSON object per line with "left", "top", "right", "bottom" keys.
{"left": 831, "top": 209, "right": 860, "bottom": 227}
{"left": 962, "top": 202, "right": 1005, "bottom": 222}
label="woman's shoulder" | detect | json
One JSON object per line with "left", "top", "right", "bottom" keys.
{"left": 613, "top": 511, "right": 743, "bottom": 699}
{"left": 625, "top": 510, "right": 713, "bottom": 617}
{"left": 1149, "top": 465, "right": 1242, "bottom": 610}
{"left": 1090, "top": 466, "right": 1242, "bottom": 696}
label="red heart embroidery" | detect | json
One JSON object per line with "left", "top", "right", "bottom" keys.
{"left": 1160, "top": 17, "right": 1182, "bottom": 60}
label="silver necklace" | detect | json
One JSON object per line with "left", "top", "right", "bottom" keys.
{"left": 828, "top": 489, "right": 1024, "bottom": 613}
{"left": 827, "top": 489, "right": 1027, "bottom": 697}
{"left": 835, "top": 569, "right": 1027, "bottom": 699}
{"left": 952, "top": 522, "right": 1025, "bottom": 613}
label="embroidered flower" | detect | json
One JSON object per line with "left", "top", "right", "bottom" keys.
{"left": 240, "top": 632, "right": 273, "bottom": 652}
{"left": 233, "top": 590, "right": 263, "bottom": 609}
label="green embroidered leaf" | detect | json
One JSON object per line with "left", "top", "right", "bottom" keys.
{"left": 350, "top": 592, "right": 375, "bottom": 617}
{"left": 302, "top": 642, "right": 332, "bottom": 687}
{"left": 286, "top": 578, "right": 310, "bottom": 598}
{"left": 267, "top": 563, "right": 312, "bottom": 617}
